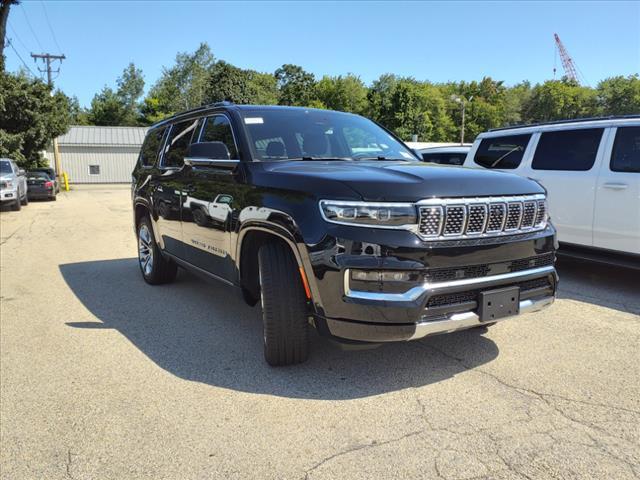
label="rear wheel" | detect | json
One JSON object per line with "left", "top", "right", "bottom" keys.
{"left": 137, "top": 216, "right": 177, "bottom": 285}
{"left": 258, "top": 242, "right": 309, "bottom": 366}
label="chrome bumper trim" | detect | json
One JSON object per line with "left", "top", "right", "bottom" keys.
{"left": 407, "top": 295, "right": 554, "bottom": 340}
{"left": 344, "top": 265, "right": 556, "bottom": 302}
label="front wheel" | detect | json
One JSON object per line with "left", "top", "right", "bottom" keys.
{"left": 12, "top": 197, "right": 21, "bottom": 211}
{"left": 258, "top": 242, "right": 309, "bottom": 366}
{"left": 137, "top": 217, "right": 177, "bottom": 285}
{"left": 20, "top": 192, "right": 28, "bottom": 206}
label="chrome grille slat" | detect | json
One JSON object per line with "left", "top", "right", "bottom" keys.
{"left": 418, "top": 206, "right": 443, "bottom": 237}
{"left": 416, "top": 194, "right": 547, "bottom": 241}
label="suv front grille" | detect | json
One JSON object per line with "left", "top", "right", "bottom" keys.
{"left": 417, "top": 194, "right": 547, "bottom": 241}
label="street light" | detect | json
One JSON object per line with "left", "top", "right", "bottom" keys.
{"left": 451, "top": 95, "right": 473, "bottom": 145}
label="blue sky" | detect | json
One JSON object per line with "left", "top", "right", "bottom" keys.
{"left": 5, "top": 1, "right": 639, "bottom": 107}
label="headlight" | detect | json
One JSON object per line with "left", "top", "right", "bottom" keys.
{"left": 319, "top": 200, "right": 417, "bottom": 227}
{"left": 3, "top": 181, "right": 14, "bottom": 188}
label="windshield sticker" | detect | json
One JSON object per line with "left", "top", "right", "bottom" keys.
{"left": 244, "top": 117, "right": 264, "bottom": 124}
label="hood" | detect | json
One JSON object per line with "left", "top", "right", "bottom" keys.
{"left": 263, "top": 161, "right": 543, "bottom": 201}
{"left": 0, "top": 174, "right": 16, "bottom": 182}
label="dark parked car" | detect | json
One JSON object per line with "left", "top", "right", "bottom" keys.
{"left": 31, "top": 167, "right": 59, "bottom": 193}
{"left": 132, "top": 103, "right": 557, "bottom": 366}
{"left": 26, "top": 171, "right": 57, "bottom": 201}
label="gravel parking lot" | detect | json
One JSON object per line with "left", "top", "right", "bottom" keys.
{"left": 1, "top": 186, "right": 639, "bottom": 480}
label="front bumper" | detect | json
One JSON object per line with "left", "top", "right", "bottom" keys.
{"left": 0, "top": 189, "right": 18, "bottom": 202}
{"left": 322, "top": 295, "right": 554, "bottom": 342}
{"left": 304, "top": 224, "right": 558, "bottom": 342}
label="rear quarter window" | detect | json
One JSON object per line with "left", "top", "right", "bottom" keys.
{"left": 474, "top": 134, "right": 531, "bottom": 169}
{"left": 532, "top": 128, "right": 604, "bottom": 171}
{"left": 610, "top": 126, "right": 640, "bottom": 173}
{"left": 139, "top": 127, "right": 167, "bottom": 167}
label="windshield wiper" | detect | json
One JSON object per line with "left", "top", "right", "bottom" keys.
{"left": 355, "top": 156, "right": 412, "bottom": 162}
{"left": 490, "top": 146, "right": 522, "bottom": 168}
{"left": 289, "top": 156, "right": 353, "bottom": 161}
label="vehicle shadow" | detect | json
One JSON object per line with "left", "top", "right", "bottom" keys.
{"left": 556, "top": 257, "right": 640, "bottom": 315}
{"left": 60, "top": 258, "right": 499, "bottom": 400}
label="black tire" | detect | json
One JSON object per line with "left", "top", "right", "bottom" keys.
{"left": 258, "top": 242, "right": 309, "bottom": 366}
{"left": 137, "top": 216, "right": 178, "bottom": 285}
{"left": 20, "top": 192, "right": 28, "bottom": 206}
{"left": 51, "top": 194, "right": 57, "bottom": 201}
{"left": 12, "top": 198, "right": 21, "bottom": 211}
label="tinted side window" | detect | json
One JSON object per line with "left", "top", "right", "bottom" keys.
{"left": 611, "top": 126, "right": 640, "bottom": 173}
{"left": 532, "top": 128, "right": 604, "bottom": 171}
{"left": 199, "top": 115, "right": 238, "bottom": 159}
{"left": 422, "top": 152, "right": 466, "bottom": 166}
{"left": 474, "top": 134, "right": 531, "bottom": 169}
{"left": 139, "top": 127, "right": 167, "bottom": 166}
{"left": 161, "top": 119, "right": 200, "bottom": 168}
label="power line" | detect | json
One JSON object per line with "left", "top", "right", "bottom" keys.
{"left": 7, "top": 21, "right": 30, "bottom": 53}
{"left": 5, "top": 39, "right": 37, "bottom": 77}
{"left": 39, "top": 0, "right": 63, "bottom": 54}
{"left": 20, "top": 3, "right": 44, "bottom": 51}
{"left": 31, "top": 52, "right": 66, "bottom": 86}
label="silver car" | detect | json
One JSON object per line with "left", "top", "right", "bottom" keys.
{"left": 0, "top": 158, "right": 28, "bottom": 211}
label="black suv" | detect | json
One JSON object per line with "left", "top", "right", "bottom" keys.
{"left": 132, "top": 103, "right": 558, "bottom": 366}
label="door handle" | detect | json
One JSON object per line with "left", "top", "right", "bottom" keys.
{"left": 603, "top": 183, "right": 628, "bottom": 190}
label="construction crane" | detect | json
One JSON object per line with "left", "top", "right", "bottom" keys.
{"left": 553, "top": 33, "right": 581, "bottom": 84}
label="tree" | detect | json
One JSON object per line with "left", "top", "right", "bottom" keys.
{"left": 141, "top": 43, "right": 216, "bottom": 123}
{"left": 206, "top": 61, "right": 278, "bottom": 105}
{"left": 596, "top": 75, "right": 640, "bottom": 116}
{"left": 0, "top": 0, "right": 19, "bottom": 72}
{"left": 117, "top": 63, "right": 144, "bottom": 122}
{"left": 87, "top": 63, "right": 145, "bottom": 126}
{"left": 0, "top": 71, "right": 71, "bottom": 168}
{"left": 522, "top": 79, "right": 598, "bottom": 123}
{"left": 275, "top": 64, "right": 316, "bottom": 106}
{"left": 314, "top": 74, "right": 368, "bottom": 114}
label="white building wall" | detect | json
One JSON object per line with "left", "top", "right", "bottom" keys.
{"left": 57, "top": 146, "right": 139, "bottom": 183}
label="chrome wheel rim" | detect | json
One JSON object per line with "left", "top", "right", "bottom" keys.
{"left": 138, "top": 224, "right": 154, "bottom": 276}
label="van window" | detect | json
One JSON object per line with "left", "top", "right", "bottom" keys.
{"left": 199, "top": 115, "right": 238, "bottom": 159}
{"left": 474, "top": 134, "right": 531, "bottom": 169}
{"left": 611, "top": 127, "right": 640, "bottom": 173}
{"left": 161, "top": 119, "right": 200, "bottom": 168}
{"left": 422, "top": 152, "right": 466, "bottom": 166}
{"left": 139, "top": 126, "right": 167, "bottom": 166}
{"left": 532, "top": 128, "right": 604, "bottom": 171}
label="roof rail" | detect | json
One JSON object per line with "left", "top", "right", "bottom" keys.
{"left": 489, "top": 114, "right": 640, "bottom": 132}
{"left": 151, "top": 101, "right": 235, "bottom": 127}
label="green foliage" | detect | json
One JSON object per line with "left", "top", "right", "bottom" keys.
{"left": 87, "top": 62, "right": 145, "bottom": 126}
{"left": 275, "top": 64, "right": 316, "bottom": 106}
{"left": 314, "top": 74, "right": 368, "bottom": 114}
{"left": 596, "top": 75, "right": 640, "bottom": 116}
{"left": 522, "top": 79, "right": 598, "bottom": 123}
{"left": 206, "top": 61, "right": 278, "bottom": 105}
{"left": 0, "top": 71, "right": 71, "bottom": 168}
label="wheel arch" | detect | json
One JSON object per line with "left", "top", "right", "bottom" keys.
{"left": 237, "top": 224, "right": 320, "bottom": 309}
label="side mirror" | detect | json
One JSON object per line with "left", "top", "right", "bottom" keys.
{"left": 187, "top": 142, "right": 231, "bottom": 161}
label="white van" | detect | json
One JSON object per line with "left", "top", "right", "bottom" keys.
{"left": 463, "top": 117, "right": 640, "bottom": 261}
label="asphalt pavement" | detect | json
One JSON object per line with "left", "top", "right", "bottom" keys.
{"left": 1, "top": 186, "right": 638, "bottom": 479}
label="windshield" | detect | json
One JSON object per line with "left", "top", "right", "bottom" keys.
{"left": 0, "top": 160, "right": 12, "bottom": 174}
{"left": 28, "top": 172, "right": 51, "bottom": 179}
{"left": 241, "top": 109, "right": 417, "bottom": 161}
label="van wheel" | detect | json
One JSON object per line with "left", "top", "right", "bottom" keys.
{"left": 12, "top": 198, "right": 21, "bottom": 211}
{"left": 258, "top": 242, "right": 309, "bottom": 366}
{"left": 21, "top": 192, "right": 28, "bottom": 206}
{"left": 137, "top": 217, "right": 177, "bottom": 285}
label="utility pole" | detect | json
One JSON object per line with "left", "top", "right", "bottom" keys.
{"left": 31, "top": 52, "right": 66, "bottom": 181}
{"left": 30, "top": 52, "right": 65, "bottom": 86}
{"left": 451, "top": 94, "right": 473, "bottom": 145}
